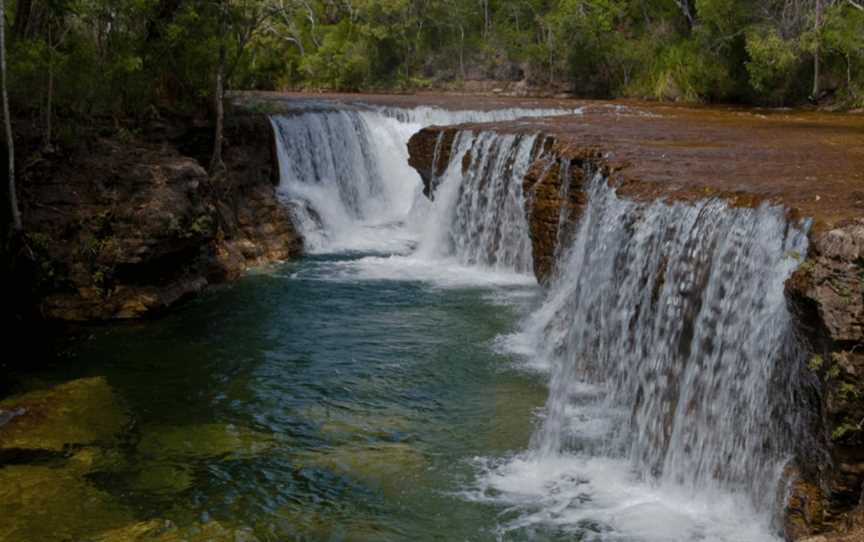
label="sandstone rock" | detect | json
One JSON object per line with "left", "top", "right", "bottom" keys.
{"left": 18, "top": 114, "right": 301, "bottom": 322}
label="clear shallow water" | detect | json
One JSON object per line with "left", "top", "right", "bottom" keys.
{"left": 11, "top": 254, "right": 555, "bottom": 541}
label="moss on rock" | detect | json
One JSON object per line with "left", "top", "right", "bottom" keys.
{"left": 137, "top": 423, "right": 279, "bottom": 461}
{"left": 0, "top": 377, "right": 129, "bottom": 455}
{"left": 0, "top": 464, "right": 133, "bottom": 542}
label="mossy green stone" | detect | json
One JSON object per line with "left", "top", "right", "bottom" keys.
{"left": 128, "top": 463, "right": 195, "bottom": 495}
{"left": 0, "top": 464, "right": 133, "bottom": 542}
{"left": 0, "top": 377, "right": 129, "bottom": 453}
{"left": 137, "top": 423, "right": 279, "bottom": 461}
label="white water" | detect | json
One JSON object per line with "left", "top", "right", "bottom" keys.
{"left": 270, "top": 105, "right": 575, "bottom": 255}
{"left": 478, "top": 171, "right": 810, "bottom": 541}
{"left": 270, "top": 103, "right": 811, "bottom": 540}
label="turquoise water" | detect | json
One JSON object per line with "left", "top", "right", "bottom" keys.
{"left": 10, "top": 253, "right": 551, "bottom": 541}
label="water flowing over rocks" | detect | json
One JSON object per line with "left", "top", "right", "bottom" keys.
{"left": 407, "top": 102, "right": 864, "bottom": 540}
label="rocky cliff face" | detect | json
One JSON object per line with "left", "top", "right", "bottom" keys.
{"left": 407, "top": 123, "right": 864, "bottom": 541}
{"left": 786, "top": 220, "right": 864, "bottom": 539}
{"left": 14, "top": 114, "right": 300, "bottom": 322}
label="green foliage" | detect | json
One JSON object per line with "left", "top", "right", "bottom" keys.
{"left": 629, "top": 39, "right": 736, "bottom": 102}
{"left": 745, "top": 27, "right": 803, "bottom": 103}
{"left": 5, "top": 0, "right": 864, "bottom": 128}
{"left": 832, "top": 420, "right": 860, "bottom": 441}
{"left": 808, "top": 354, "right": 824, "bottom": 372}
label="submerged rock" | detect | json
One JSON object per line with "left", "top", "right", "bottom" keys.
{"left": 0, "top": 377, "right": 129, "bottom": 456}
{"left": 90, "top": 519, "right": 259, "bottom": 542}
{"left": 0, "top": 464, "right": 133, "bottom": 542}
{"left": 301, "top": 405, "right": 413, "bottom": 441}
{"left": 127, "top": 462, "right": 195, "bottom": 496}
{"left": 269, "top": 508, "right": 396, "bottom": 542}
{"left": 137, "top": 423, "right": 280, "bottom": 461}
{"left": 299, "top": 442, "right": 426, "bottom": 495}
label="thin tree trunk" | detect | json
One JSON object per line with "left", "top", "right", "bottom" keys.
{"left": 2, "top": 0, "right": 22, "bottom": 231}
{"left": 812, "top": 0, "right": 822, "bottom": 99}
{"left": 210, "top": 0, "right": 226, "bottom": 175}
{"left": 44, "top": 24, "right": 53, "bottom": 150}
{"left": 12, "top": 0, "right": 32, "bottom": 39}
{"left": 210, "top": 49, "right": 225, "bottom": 173}
{"left": 459, "top": 24, "right": 465, "bottom": 80}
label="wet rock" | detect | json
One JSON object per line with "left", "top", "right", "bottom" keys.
{"left": 137, "top": 423, "right": 280, "bottom": 461}
{"left": 0, "top": 464, "right": 133, "bottom": 542}
{"left": 299, "top": 442, "right": 426, "bottom": 495}
{"left": 790, "top": 220, "right": 864, "bottom": 343}
{"left": 127, "top": 463, "right": 195, "bottom": 496}
{"left": 406, "top": 127, "right": 459, "bottom": 199}
{"left": 89, "top": 519, "right": 259, "bottom": 542}
{"left": 0, "top": 377, "right": 129, "bottom": 456}
{"left": 270, "top": 508, "right": 395, "bottom": 542}
{"left": 301, "top": 405, "right": 413, "bottom": 442}
{"left": 521, "top": 145, "right": 594, "bottom": 284}
{"left": 785, "top": 472, "right": 827, "bottom": 541}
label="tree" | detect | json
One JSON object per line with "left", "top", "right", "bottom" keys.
{"left": 210, "top": 0, "right": 270, "bottom": 174}
{"left": 812, "top": 0, "right": 823, "bottom": 99}
{"left": 2, "top": 0, "right": 22, "bottom": 232}
{"left": 210, "top": 0, "right": 227, "bottom": 174}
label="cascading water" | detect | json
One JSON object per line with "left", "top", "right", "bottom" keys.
{"left": 415, "top": 131, "right": 539, "bottom": 273}
{"left": 477, "top": 170, "right": 811, "bottom": 541}
{"left": 269, "top": 101, "right": 812, "bottom": 540}
{"left": 270, "top": 105, "right": 575, "bottom": 254}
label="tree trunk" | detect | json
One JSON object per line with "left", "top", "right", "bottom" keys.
{"left": 210, "top": 1, "right": 227, "bottom": 175}
{"left": 458, "top": 24, "right": 465, "bottom": 80}
{"left": 812, "top": 0, "right": 822, "bottom": 100}
{"left": 12, "top": 0, "right": 33, "bottom": 39}
{"left": 2, "top": 0, "right": 23, "bottom": 231}
{"left": 44, "top": 24, "right": 53, "bottom": 150}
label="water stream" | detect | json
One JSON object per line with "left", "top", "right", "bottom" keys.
{"left": 5, "top": 103, "right": 809, "bottom": 541}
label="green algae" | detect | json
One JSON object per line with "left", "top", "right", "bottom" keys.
{"left": 137, "top": 423, "right": 280, "bottom": 461}
{"left": 0, "top": 464, "right": 133, "bottom": 542}
{"left": 0, "top": 377, "right": 129, "bottom": 454}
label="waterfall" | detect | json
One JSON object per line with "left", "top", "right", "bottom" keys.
{"left": 415, "top": 131, "right": 540, "bottom": 273}
{"left": 270, "top": 105, "right": 577, "bottom": 254}
{"left": 479, "top": 171, "right": 811, "bottom": 540}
